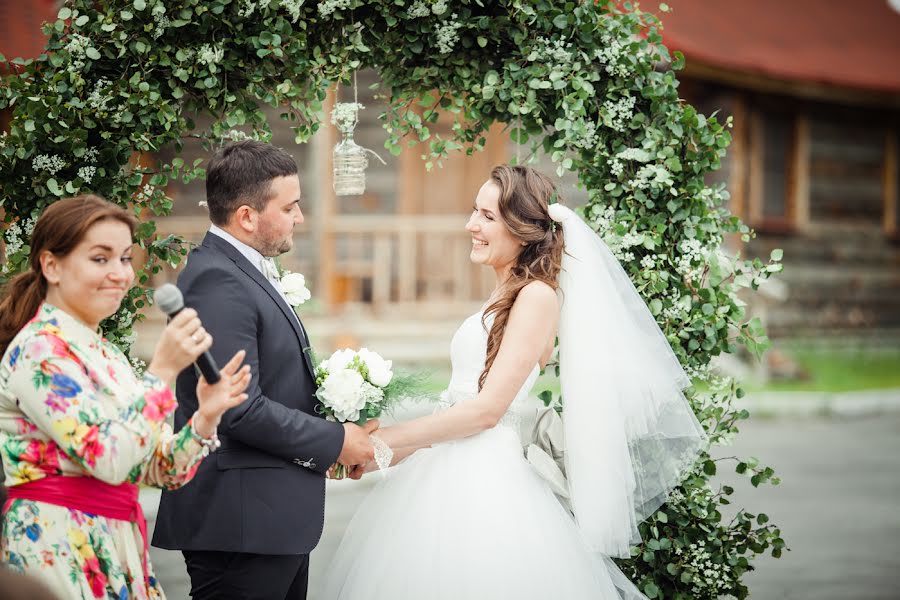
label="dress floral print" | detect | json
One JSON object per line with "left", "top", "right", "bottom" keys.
{"left": 0, "top": 303, "right": 207, "bottom": 599}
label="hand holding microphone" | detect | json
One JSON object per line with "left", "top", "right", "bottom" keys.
{"left": 147, "top": 284, "right": 252, "bottom": 439}
{"left": 150, "top": 284, "right": 221, "bottom": 385}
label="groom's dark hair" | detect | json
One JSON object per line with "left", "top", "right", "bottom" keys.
{"left": 205, "top": 140, "right": 298, "bottom": 225}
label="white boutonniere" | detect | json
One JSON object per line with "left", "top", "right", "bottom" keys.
{"left": 279, "top": 270, "right": 312, "bottom": 307}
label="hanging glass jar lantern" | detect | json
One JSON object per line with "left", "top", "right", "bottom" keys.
{"left": 331, "top": 102, "right": 368, "bottom": 196}
{"left": 333, "top": 131, "right": 369, "bottom": 196}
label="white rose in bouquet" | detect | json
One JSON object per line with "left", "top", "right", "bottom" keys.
{"left": 318, "top": 368, "right": 366, "bottom": 422}
{"left": 357, "top": 347, "right": 394, "bottom": 387}
{"left": 324, "top": 348, "right": 357, "bottom": 374}
{"left": 280, "top": 271, "right": 311, "bottom": 306}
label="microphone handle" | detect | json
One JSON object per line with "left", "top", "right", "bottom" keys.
{"left": 167, "top": 306, "right": 222, "bottom": 384}
{"left": 195, "top": 352, "right": 222, "bottom": 385}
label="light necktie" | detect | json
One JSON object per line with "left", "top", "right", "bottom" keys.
{"left": 261, "top": 258, "right": 281, "bottom": 289}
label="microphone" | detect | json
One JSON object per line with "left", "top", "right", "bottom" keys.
{"left": 155, "top": 284, "right": 221, "bottom": 384}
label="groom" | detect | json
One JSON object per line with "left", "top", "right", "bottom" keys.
{"left": 152, "top": 141, "right": 376, "bottom": 600}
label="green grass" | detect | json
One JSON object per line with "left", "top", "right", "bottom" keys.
{"left": 405, "top": 349, "right": 900, "bottom": 397}
{"left": 746, "top": 349, "right": 900, "bottom": 393}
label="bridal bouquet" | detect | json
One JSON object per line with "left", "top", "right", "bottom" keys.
{"left": 314, "top": 348, "right": 421, "bottom": 478}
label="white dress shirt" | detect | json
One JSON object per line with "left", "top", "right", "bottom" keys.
{"left": 207, "top": 225, "right": 305, "bottom": 333}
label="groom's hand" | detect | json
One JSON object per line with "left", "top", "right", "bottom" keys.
{"left": 337, "top": 420, "right": 380, "bottom": 468}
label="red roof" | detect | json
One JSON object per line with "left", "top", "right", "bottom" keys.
{"left": 660, "top": 0, "right": 900, "bottom": 95}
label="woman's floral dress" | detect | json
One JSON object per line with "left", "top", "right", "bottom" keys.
{"left": 0, "top": 303, "right": 207, "bottom": 599}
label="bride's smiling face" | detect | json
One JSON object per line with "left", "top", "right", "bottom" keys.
{"left": 466, "top": 180, "right": 524, "bottom": 270}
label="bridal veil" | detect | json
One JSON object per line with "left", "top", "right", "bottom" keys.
{"left": 548, "top": 203, "right": 706, "bottom": 558}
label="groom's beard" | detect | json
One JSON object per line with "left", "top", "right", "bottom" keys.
{"left": 259, "top": 238, "right": 292, "bottom": 257}
{"left": 254, "top": 229, "right": 294, "bottom": 257}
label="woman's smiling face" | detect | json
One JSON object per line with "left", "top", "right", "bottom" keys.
{"left": 41, "top": 219, "right": 135, "bottom": 329}
{"left": 465, "top": 180, "right": 524, "bottom": 271}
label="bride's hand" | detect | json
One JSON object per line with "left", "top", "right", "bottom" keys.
{"left": 192, "top": 350, "right": 251, "bottom": 439}
{"left": 347, "top": 462, "right": 371, "bottom": 480}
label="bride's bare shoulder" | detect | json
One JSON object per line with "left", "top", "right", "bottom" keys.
{"left": 513, "top": 280, "right": 559, "bottom": 313}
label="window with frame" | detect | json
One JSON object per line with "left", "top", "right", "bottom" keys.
{"left": 746, "top": 109, "right": 796, "bottom": 231}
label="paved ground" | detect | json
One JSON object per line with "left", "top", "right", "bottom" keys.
{"left": 711, "top": 413, "right": 900, "bottom": 600}
{"left": 144, "top": 411, "right": 900, "bottom": 599}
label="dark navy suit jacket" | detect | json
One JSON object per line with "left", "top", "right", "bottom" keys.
{"left": 152, "top": 232, "right": 344, "bottom": 555}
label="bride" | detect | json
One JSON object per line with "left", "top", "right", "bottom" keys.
{"left": 320, "top": 165, "right": 706, "bottom": 599}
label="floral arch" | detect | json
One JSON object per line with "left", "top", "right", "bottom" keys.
{"left": 0, "top": 1, "right": 784, "bottom": 597}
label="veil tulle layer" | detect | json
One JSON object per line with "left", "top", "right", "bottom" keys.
{"left": 548, "top": 203, "right": 707, "bottom": 558}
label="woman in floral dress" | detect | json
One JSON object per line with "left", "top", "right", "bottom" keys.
{"left": 0, "top": 195, "right": 252, "bottom": 599}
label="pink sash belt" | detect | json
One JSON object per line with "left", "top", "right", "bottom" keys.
{"left": 4, "top": 475, "right": 150, "bottom": 590}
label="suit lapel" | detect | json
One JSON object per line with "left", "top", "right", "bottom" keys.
{"left": 202, "top": 233, "right": 317, "bottom": 379}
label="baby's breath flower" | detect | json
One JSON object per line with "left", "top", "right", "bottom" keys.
{"left": 198, "top": 44, "right": 224, "bottom": 67}
{"left": 616, "top": 147, "right": 652, "bottom": 162}
{"left": 609, "top": 159, "right": 624, "bottom": 177}
{"left": 569, "top": 119, "right": 598, "bottom": 150}
{"left": 77, "top": 166, "right": 96, "bottom": 184}
{"left": 589, "top": 205, "right": 619, "bottom": 237}
{"left": 137, "top": 183, "right": 156, "bottom": 202}
{"left": 87, "top": 78, "right": 113, "bottom": 112}
{"left": 595, "top": 32, "right": 632, "bottom": 78}
{"left": 628, "top": 164, "right": 673, "bottom": 191}
{"left": 331, "top": 102, "right": 363, "bottom": 132}
{"left": 281, "top": 0, "right": 305, "bottom": 21}
{"left": 130, "top": 355, "right": 147, "bottom": 373}
{"left": 32, "top": 154, "right": 66, "bottom": 175}
{"left": 220, "top": 129, "right": 257, "bottom": 142}
{"left": 434, "top": 14, "right": 462, "bottom": 54}
{"left": 64, "top": 33, "right": 91, "bottom": 60}
{"left": 318, "top": 0, "right": 351, "bottom": 17}
{"left": 408, "top": 0, "right": 430, "bottom": 17}
{"left": 3, "top": 216, "right": 37, "bottom": 257}
{"left": 528, "top": 36, "right": 574, "bottom": 70}
{"left": 602, "top": 94, "right": 636, "bottom": 132}
{"left": 152, "top": 12, "right": 170, "bottom": 39}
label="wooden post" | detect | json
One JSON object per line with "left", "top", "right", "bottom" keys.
{"left": 728, "top": 95, "right": 748, "bottom": 221}
{"left": 790, "top": 115, "right": 810, "bottom": 230}
{"left": 397, "top": 119, "right": 422, "bottom": 303}
{"left": 747, "top": 110, "right": 764, "bottom": 226}
{"left": 315, "top": 87, "right": 337, "bottom": 310}
{"left": 397, "top": 230, "right": 416, "bottom": 302}
{"left": 372, "top": 233, "right": 392, "bottom": 309}
{"left": 884, "top": 130, "right": 898, "bottom": 237}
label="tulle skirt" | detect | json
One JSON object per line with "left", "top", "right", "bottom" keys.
{"left": 319, "top": 424, "right": 645, "bottom": 600}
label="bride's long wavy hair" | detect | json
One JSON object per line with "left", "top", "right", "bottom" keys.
{"left": 479, "top": 165, "right": 565, "bottom": 391}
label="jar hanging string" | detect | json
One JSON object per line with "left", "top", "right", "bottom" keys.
{"left": 516, "top": 117, "right": 522, "bottom": 164}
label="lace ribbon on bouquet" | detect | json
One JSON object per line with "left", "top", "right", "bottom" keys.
{"left": 370, "top": 435, "right": 393, "bottom": 475}
{"left": 548, "top": 203, "right": 707, "bottom": 558}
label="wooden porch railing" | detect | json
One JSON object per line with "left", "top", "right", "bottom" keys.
{"left": 150, "top": 214, "right": 492, "bottom": 315}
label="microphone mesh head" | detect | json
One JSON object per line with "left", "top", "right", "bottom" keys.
{"left": 155, "top": 284, "right": 184, "bottom": 315}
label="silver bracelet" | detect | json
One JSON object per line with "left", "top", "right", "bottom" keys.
{"left": 191, "top": 424, "right": 221, "bottom": 456}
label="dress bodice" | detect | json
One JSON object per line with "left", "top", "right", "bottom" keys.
{"left": 442, "top": 310, "right": 540, "bottom": 425}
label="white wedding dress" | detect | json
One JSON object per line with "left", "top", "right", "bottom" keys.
{"left": 319, "top": 310, "right": 646, "bottom": 600}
